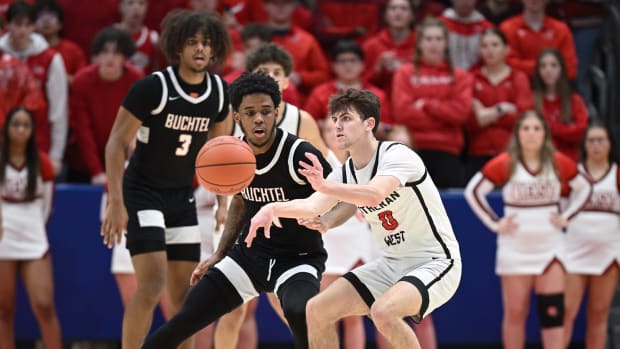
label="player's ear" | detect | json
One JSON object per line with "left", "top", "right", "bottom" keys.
{"left": 365, "top": 116, "right": 376, "bottom": 131}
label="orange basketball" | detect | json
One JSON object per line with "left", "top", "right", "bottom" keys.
{"left": 195, "top": 136, "right": 256, "bottom": 195}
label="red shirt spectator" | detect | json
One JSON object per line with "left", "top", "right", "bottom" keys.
{"left": 314, "top": 0, "right": 384, "bottom": 46}
{"left": 0, "top": 52, "right": 47, "bottom": 126}
{"left": 500, "top": 13, "right": 578, "bottom": 79}
{"left": 362, "top": 0, "right": 416, "bottom": 98}
{"left": 392, "top": 61, "right": 472, "bottom": 155}
{"left": 541, "top": 93, "right": 588, "bottom": 161}
{"left": 467, "top": 67, "right": 532, "bottom": 157}
{"left": 69, "top": 63, "right": 143, "bottom": 180}
{"left": 34, "top": 0, "right": 87, "bottom": 81}
{"left": 57, "top": 0, "right": 120, "bottom": 54}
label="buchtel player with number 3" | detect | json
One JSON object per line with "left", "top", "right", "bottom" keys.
{"left": 100, "top": 10, "right": 232, "bottom": 349}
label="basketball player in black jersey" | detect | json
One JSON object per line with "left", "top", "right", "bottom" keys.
{"left": 140, "top": 72, "right": 331, "bottom": 349}
{"left": 100, "top": 10, "right": 231, "bottom": 349}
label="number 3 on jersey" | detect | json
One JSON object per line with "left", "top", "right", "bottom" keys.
{"left": 378, "top": 210, "right": 399, "bottom": 230}
{"left": 176, "top": 134, "right": 192, "bottom": 156}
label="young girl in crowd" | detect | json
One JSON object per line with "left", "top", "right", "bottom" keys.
{"left": 392, "top": 17, "right": 472, "bottom": 189}
{"left": 465, "top": 111, "right": 591, "bottom": 349}
{"left": 564, "top": 122, "right": 620, "bottom": 349}
{"left": 466, "top": 28, "right": 532, "bottom": 179}
{"left": 532, "top": 48, "right": 588, "bottom": 161}
{"left": 0, "top": 107, "right": 61, "bottom": 349}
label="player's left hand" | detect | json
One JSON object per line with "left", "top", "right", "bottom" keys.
{"left": 297, "top": 216, "right": 327, "bottom": 233}
{"left": 299, "top": 152, "right": 326, "bottom": 192}
{"left": 549, "top": 212, "right": 568, "bottom": 229}
{"left": 246, "top": 204, "right": 281, "bottom": 247}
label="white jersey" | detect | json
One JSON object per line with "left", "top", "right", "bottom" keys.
{"left": 322, "top": 153, "right": 377, "bottom": 275}
{"left": 0, "top": 155, "right": 54, "bottom": 260}
{"left": 565, "top": 163, "right": 620, "bottom": 274}
{"left": 327, "top": 142, "right": 461, "bottom": 261}
{"left": 465, "top": 152, "right": 592, "bottom": 274}
{"left": 233, "top": 103, "right": 301, "bottom": 137}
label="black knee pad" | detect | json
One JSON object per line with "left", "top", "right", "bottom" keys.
{"left": 536, "top": 293, "right": 564, "bottom": 328}
{"left": 277, "top": 273, "right": 320, "bottom": 349}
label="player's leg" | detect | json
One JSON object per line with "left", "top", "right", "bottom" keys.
{"left": 534, "top": 261, "right": 565, "bottom": 349}
{"left": 501, "top": 274, "right": 535, "bottom": 349}
{"left": 412, "top": 315, "right": 437, "bottom": 349}
{"left": 277, "top": 271, "right": 322, "bottom": 349}
{"left": 234, "top": 298, "right": 258, "bottom": 349}
{"left": 0, "top": 260, "right": 18, "bottom": 349}
{"left": 584, "top": 264, "right": 619, "bottom": 349}
{"left": 142, "top": 267, "right": 245, "bottom": 348}
{"left": 307, "top": 277, "right": 370, "bottom": 349}
{"left": 563, "top": 272, "right": 586, "bottom": 347}
{"left": 369, "top": 281, "right": 423, "bottom": 349}
{"left": 123, "top": 251, "right": 168, "bottom": 349}
{"left": 114, "top": 273, "right": 138, "bottom": 307}
{"left": 321, "top": 273, "right": 364, "bottom": 349}
{"left": 20, "top": 256, "right": 62, "bottom": 349}
{"left": 215, "top": 302, "right": 248, "bottom": 349}
{"left": 166, "top": 257, "right": 199, "bottom": 349}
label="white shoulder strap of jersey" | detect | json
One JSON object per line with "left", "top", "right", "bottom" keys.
{"left": 214, "top": 74, "right": 224, "bottom": 114}
{"left": 288, "top": 138, "right": 307, "bottom": 185}
{"left": 151, "top": 71, "right": 168, "bottom": 115}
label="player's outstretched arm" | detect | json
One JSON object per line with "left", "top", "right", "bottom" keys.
{"left": 245, "top": 191, "right": 339, "bottom": 247}
{"left": 298, "top": 202, "right": 358, "bottom": 233}
{"left": 299, "top": 152, "right": 401, "bottom": 207}
{"left": 101, "top": 107, "right": 142, "bottom": 248}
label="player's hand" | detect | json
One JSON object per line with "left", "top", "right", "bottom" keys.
{"left": 549, "top": 212, "right": 568, "bottom": 229}
{"left": 298, "top": 152, "right": 327, "bottom": 192}
{"left": 91, "top": 173, "right": 107, "bottom": 185}
{"left": 496, "top": 214, "right": 517, "bottom": 235}
{"left": 51, "top": 158, "right": 62, "bottom": 176}
{"left": 190, "top": 253, "right": 224, "bottom": 286}
{"left": 101, "top": 200, "right": 128, "bottom": 249}
{"left": 246, "top": 204, "right": 281, "bottom": 247}
{"left": 297, "top": 216, "right": 327, "bottom": 233}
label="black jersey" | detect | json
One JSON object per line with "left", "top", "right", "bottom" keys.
{"left": 122, "top": 66, "right": 229, "bottom": 189}
{"left": 238, "top": 128, "right": 331, "bottom": 257}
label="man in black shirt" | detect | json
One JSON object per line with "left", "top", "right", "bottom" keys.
{"left": 141, "top": 72, "right": 331, "bottom": 349}
{"left": 100, "top": 10, "right": 231, "bottom": 349}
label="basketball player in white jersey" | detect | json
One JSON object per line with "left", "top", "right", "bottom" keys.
{"left": 218, "top": 42, "right": 329, "bottom": 349}
{"left": 465, "top": 111, "right": 591, "bottom": 349}
{"left": 564, "top": 122, "right": 620, "bottom": 349}
{"left": 246, "top": 89, "right": 462, "bottom": 349}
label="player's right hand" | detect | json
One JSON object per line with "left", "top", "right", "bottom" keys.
{"left": 101, "top": 200, "right": 128, "bottom": 249}
{"left": 190, "top": 254, "right": 223, "bottom": 286}
{"left": 496, "top": 214, "right": 517, "bottom": 235}
{"left": 246, "top": 204, "right": 280, "bottom": 247}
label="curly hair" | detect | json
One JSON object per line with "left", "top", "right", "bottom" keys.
{"left": 160, "top": 9, "right": 231, "bottom": 67}
{"left": 328, "top": 89, "right": 381, "bottom": 133}
{"left": 229, "top": 72, "right": 282, "bottom": 112}
{"left": 245, "top": 43, "right": 293, "bottom": 76}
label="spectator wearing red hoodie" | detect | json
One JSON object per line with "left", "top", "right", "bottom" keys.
{"left": 67, "top": 27, "right": 142, "bottom": 184}
{"left": 33, "top": 0, "right": 87, "bottom": 83}
{"left": 263, "top": 0, "right": 330, "bottom": 102}
{"left": 466, "top": 28, "right": 532, "bottom": 179}
{"left": 115, "top": 0, "right": 161, "bottom": 74}
{"left": 392, "top": 17, "right": 473, "bottom": 189}
{"left": 439, "top": 0, "right": 493, "bottom": 71}
{"left": 362, "top": 0, "right": 416, "bottom": 99}
{"left": 532, "top": 48, "right": 588, "bottom": 161}
{"left": 56, "top": 0, "right": 120, "bottom": 54}
{"left": 305, "top": 40, "right": 401, "bottom": 143}
{"left": 500, "top": 0, "right": 578, "bottom": 79}
{"left": 0, "top": 1, "right": 68, "bottom": 176}
{"left": 313, "top": 0, "right": 383, "bottom": 47}
{"left": 0, "top": 51, "right": 47, "bottom": 126}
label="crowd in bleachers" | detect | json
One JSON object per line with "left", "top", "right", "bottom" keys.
{"left": 0, "top": 0, "right": 616, "bottom": 348}
{"left": 0, "top": 0, "right": 601, "bottom": 189}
